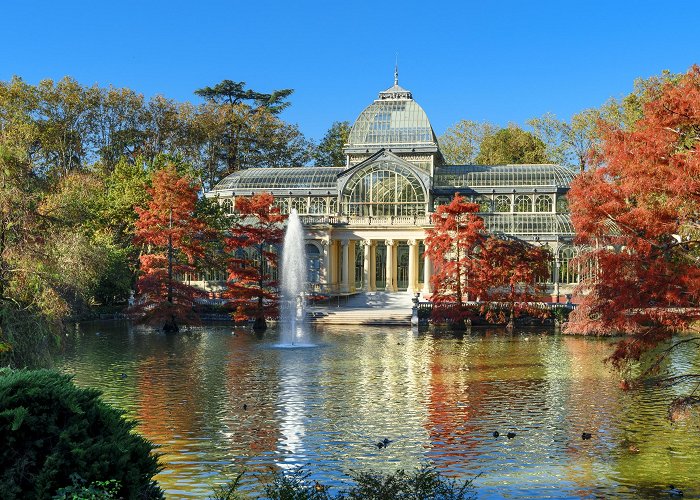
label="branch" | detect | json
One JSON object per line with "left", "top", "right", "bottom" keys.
{"left": 641, "top": 336, "right": 700, "bottom": 378}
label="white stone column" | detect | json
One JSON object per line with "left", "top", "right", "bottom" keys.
{"left": 407, "top": 239, "right": 418, "bottom": 293}
{"left": 422, "top": 251, "right": 433, "bottom": 295}
{"left": 385, "top": 239, "right": 395, "bottom": 292}
{"left": 363, "top": 240, "right": 371, "bottom": 292}
{"left": 341, "top": 239, "right": 350, "bottom": 293}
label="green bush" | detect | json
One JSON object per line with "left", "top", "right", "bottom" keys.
{"left": 212, "top": 465, "right": 476, "bottom": 500}
{"left": 0, "top": 369, "right": 163, "bottom": 499}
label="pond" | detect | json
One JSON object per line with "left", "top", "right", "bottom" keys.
{"left": 56, "top": 322, "right": 700, "bottom": 499}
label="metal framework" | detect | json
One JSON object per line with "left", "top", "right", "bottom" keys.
{"left": 342, "top": 161, "right": 426, "bottom": 216}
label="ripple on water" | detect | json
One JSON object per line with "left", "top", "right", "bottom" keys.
{"left": 55, "top": 322, "right": 700, "bottom": 498}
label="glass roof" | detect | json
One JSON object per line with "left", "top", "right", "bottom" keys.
{"left": 212, "top": 167, "right": 344, "bottom": 191}
{"left": 347, "top": 90, "right": 438, "bottom": 148}
{"left": 433, "top": 164, "right": 576, "bottom": 189}
{"left": 481, "top": 213, "right": 575, "bottom": 236}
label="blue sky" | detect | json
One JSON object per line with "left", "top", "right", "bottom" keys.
{"left": 2, "top": 0, "right": 698, "bottom": 142}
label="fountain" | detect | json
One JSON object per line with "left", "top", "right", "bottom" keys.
{"left": 278, "top": 209, "right": 313, "bottom": 347}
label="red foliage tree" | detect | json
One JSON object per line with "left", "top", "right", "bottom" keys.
{"left": 479, "top": 237, "right": 552, "bottom": 326}
{"left": 566, "top": 67, "right": 700, "bottom": 404}
{"left": 132, "top": 166, "right": 213, "bottom": 331}
{"left": 223, "top": 193, "right": 285, "bottom": 331}
{"left": 424, "top": 194, "right": 488, "bottom": 324}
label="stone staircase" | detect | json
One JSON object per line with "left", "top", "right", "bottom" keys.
{"left": 307, "top": 292, "right": 414, "bottom": 326}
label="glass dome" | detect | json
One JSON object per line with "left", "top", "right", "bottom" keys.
{"left": 347, "top": 84, "right": 438, "bottom": 149}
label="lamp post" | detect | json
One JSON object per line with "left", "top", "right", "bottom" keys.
{"left": 411, "top": 292, "right": 420, "bottom": 326}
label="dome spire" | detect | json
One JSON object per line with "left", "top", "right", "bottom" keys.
{"left": 394, "top": 55, "right": 399, "bottom": 86}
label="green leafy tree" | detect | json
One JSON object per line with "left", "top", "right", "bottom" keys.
{"left": 313, "top": 120, "right": 351, "bottom": 167}
{"left": 439, "top": 120, "right": 497, "bottom": 164}
{"left": 528, "top": 110, "right": 601, "bottom": 172}
{"left": 475, "top": 125, "right": 549, "bottom": 165}
{"left": 194, "top": 80, "right": 298, "bottom": 182}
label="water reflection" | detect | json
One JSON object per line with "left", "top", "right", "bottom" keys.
{"left": 56, "top": 322, "right": 700, "bottom": 499}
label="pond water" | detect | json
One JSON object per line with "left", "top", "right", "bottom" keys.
{"left": 56, "top": 322, "right": 700, "bottom": 499}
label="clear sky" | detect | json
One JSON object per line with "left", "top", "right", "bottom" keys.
{"left": 2, "top": 0, "right": 698, "bottom": 142}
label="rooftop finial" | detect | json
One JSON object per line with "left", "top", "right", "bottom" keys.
{"left": 394, "top": 54, "right": 399, "bottom": 86}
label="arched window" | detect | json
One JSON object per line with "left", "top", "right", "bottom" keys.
{"left": 329, "top": 197, "right": 338, "bottom": 215}
{"left": 309, "top": 197, "right": 326, "bottom": 215}
{"left": 556, "top": 195, "right": 569, "bottom": 213}
{"left": 291, "top": 197, "right": 307, "bottom": 214}
{"left": 473, "top": 195, "right": 491, "bottom": 212}
{"left": 221, "top": 198, "right": 233, "bottom": 214}
{"left": 558, "top": 246, "right": 578, "bottom": 284}
{"left": 494, "top": 195, "right": 510, "bottom": 212}
{"left": 273, "top": 198, "right": 289, "bottom": 214}
{"left": 535, "top": 195, "right": 553, "bottom": 212}
{"left": 306, "top": 243, "right": 321, "bottom": 283}
{"left": 342, "top": 161, "right": 426, "bottom": 217}
{"left": 514, "top": 195, "right": 533, "bottom": 213}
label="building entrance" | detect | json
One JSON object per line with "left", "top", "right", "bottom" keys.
{"left": 397, "top": 243, "right": 409, "bottom": 290}
{"left": 375, "top": 244, "right": 386, "bottom": 289}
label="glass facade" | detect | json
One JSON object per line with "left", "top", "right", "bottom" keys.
{"left": 204, "top": 78, "right": 579, "bottom": 293}
{"left": 342, "top": 161, "right": 426, "bottom": 216}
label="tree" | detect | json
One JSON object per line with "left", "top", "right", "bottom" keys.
{"left": 565, "top": 66, "right": 700, "bottom": 414}
{"left": 475, "top": 125, "right": 549, "bottom": 165}
{"left": 224, "top": 193, "right": 285, "bottom": 332}
{"left": 439, "top": 120, "right": 496, "bottom": 164}
{"left": 479, "top": 238, "right": 551, "bottom": 327}
{"left": 528, "top": 110, "right": 601, "bottom": 172}
{"left": 133, "top": 166, "right": 213, "bottom": 332}
{"left": 424, "top": 194, "right": 487, "bottom": 325}
{"left": 313, "top": 121, "right": 351, "bottom": 167}
{"left": 194, "top": 80, "right": 295, "bottom": 178}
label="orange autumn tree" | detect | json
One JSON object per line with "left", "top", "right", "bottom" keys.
{"left": 424, "top": 194, "right": 488, "bottom": 325}
{"left": 566, "top": 66, "right": 700, "bottom": 407}
{"left": 479, "top": 237, "right": 552, "bottom": 327}
{"left": 133, "top": 166, "right": 213, "bottom": 332}
{"left": 224, "top": 193, "right": 285, "bottom": 332}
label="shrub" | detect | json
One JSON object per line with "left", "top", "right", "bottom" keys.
{"left": 344, "top": 465, "right": 476, "bottom": 500}
{"left": 212, "top": 465, "right": 476, "bottom": 500}
{"left": 0, "top": 369, "right": 163, "bottom": 499}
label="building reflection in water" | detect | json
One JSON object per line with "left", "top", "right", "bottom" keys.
{"left": 56, "top": 323, "right": 700, "bottom": 498}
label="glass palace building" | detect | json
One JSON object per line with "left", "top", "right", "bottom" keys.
{"left": 206, "top": 78, "right": 578, "bottom": 301}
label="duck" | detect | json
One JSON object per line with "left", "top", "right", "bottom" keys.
{"left": 507, "top": 432, "right": 516, "bottom": 439}
{"left": 243, "top": 403, "right": 248, "bottom": 411}
{"left": 382, "top": 438, "right": 392, "bottom": 446}
{"left": 120, "top": 373, "right": 128, "bottom": 379}
{"left": 492, "top": 431, "right": 500, "bottom": 438}
{"left": 667, "top": 485, "right": 683, "bottom": 497}
{"left": 581, "top": 432, "right": 592, "bottom": 440}
{"left": 375, "top": 441, "right": 385, "bottom": 449}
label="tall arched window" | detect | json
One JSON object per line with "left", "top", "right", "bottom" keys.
{"left": 221, "top": 198, "right": 233, "bottom": 214}
{"left": 329, "top": 197, "right": 338, "bottom": 214}
{"left": 514, "top": 195, "right": 533, "bottom": 213}
{"left": 309, "top": 197, "right": 327, "bottom": 214}
{"left": 558, "top": 246, "right": 578, "bottom": 284}
{"left": 273, "top": 198, "right": 289, "bottom": 214}
{"left": 535, "top": 195, "right": 553, "bottom": 212}
{"left": 306, "top": 244, "right": 321, "bottom": 283}
{"left": 342, "top": 161, "right": 426, "bottom": 216}
{"left": 291, "top": 197, "right": 307, "bottom": 214}
{"left": 473, "top": 195, "right": 491, "bottom": 212}
{"left": 494, "top": 195, "right": 510, "bottom": 212}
